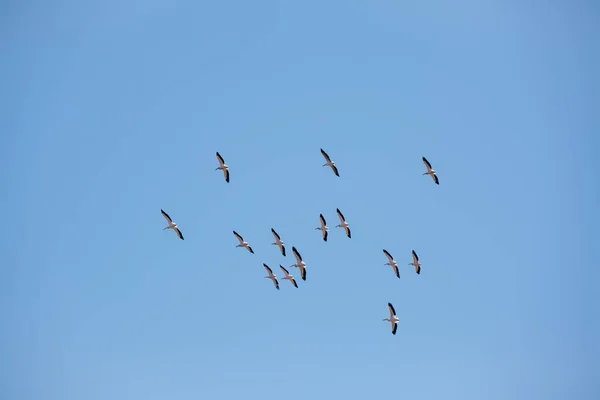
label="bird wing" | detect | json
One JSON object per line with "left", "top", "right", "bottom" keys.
{"left": 263, "top": 263, "right": 273, "bottom": 275}
{"left": 216, "top": 151, "right": 225, "bottom": 166}
{"left": 336, "top": 208, "right": 346, "bottom": 223}
{"left": 233, "top": 231, "right": 244, "bottom": 243}
{"left": 174, "top": 227, "right": 184, "bottom": 240}
{"left": 323, "top": 230, "right": 328, "bottom": 242}
{"left": 383, "top": 249, "right": 394, "bottom": 263}
{"left": 388, "top": 302, "right": 396, "bottom": 318}
{"left": 320, "top": 148, "right": 332, "bottom": 163}
{"left": 412, "top": 250, "right": 419, "bottom": 263}
{"left": 292, "top": 246, "right": 303, "bottom": 262}
{"left": 392, "top": 264, "right": 400, "bottom": 278}
{"left": 271, "top": 228, "right": 280, "bottom": 241}
{"left": 291, "top": 277, "right": 298, "bottom": 288}
{"left": 279, "top": 265, "right": 290, "bottom": 276}
{"left": 161, "top": 209, "right": 173, "bottom": 223}
{"left": 319, "top": 213, "right": 327, "bottom": 227}
{"left": 248, "top": 246, "right": 254, "bottom": 254}
{"left": 281, "top": 245, "right": 286, "bottom": 257}
{"left": 299, "top": 265, "right": 306, "bottom": 281}
{"left": 331, "top": 165, "right": 340, "bottom": 177}
{"left": 392, "top": 321, "right": 398, "bottom": 335}
{"left": 345, "top": 226, "right": 351, "bottom": 238}
{"left": 415, "top": 265, "right": 421, "bottom": 275}
{"left": 274, "top": 278, "right": 279, "bottom": 289}
{"left": 422, "top": 156, "right": 433, "bottom": 171}
{"left": 224, "top": 169, "right": 230, "bottom": 183}
{"left": 432, "top": 174, "right": 439, "bottom": 185}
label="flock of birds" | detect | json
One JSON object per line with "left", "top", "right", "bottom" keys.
{"left": 160, "top": 149, "right": 441, "bottom": 335}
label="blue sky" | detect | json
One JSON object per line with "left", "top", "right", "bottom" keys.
{"left": 2, "top": 1, "right": 599, "bottom": 399}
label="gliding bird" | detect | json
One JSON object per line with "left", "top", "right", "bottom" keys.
{"left": 279, "top": 265, "right": 298, "bottom": 288}
{"left": 161, "top": 209, "right": 184, "bottom": 240}
{"left": 233, "top": 231, "right": 254, "bottom": 254}
{"left": 320, "top": 148, "right": 339, "bottom": 177}
{"left": 383, "top": 302, "right": 400, "bottom": 335}
{"left": 215, "top": 152, "right": 230, "bottom": 183}
{"left": 335, "top": 208, "right": 351, "bottom": 238}
{"left": 315, "top": 213, "right": 329, "bottom": 242}
{"left": 271, "top": 228, "right": 286, "bottom": 256}
{"left": 422, "top": 156, "right": 439, "bottom": 185}
{"left": 383, "top": 249, "right": 400, "bottom": 278}
{"left": 263, "top": 264, "right": 279, "bottom": 290}
{"left": 290, "top": 246, "right": 307, "bottom": 281}
{"left": 409, "top": 250, "right": 421, "bottom": 274}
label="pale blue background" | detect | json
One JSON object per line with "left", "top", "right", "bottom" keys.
{"left": 2, "top": 1, "right": 599, "bottom": 399}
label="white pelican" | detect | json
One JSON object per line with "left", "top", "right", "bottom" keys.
{"left": 271, "top": 228, "right": 286, "bottom": 256}
{"left": 290, "top": 246, "right": 307, "bottom": 281}
{"left": 279, "top": 265, "right": 298, "bottom": 288}
{"left": 409, "top": 250, "right": 421, "bottom": 274}
{"left": 320, "top": 148, "right": 339, "bottom": 177}
{"left": 422, "top": 156, "right": 439, "bottom": 185}
{"left": 335, "top": 208, "right": 351, "bottom": 238}
{"left": 383, "top": 302, "right": 400, "bottom": 335}
{"left": 315, "top": 213, "right": 329, "bottom": 242}
{"left": 161, "top": 209, "right": 184, "bottom": 240}
{"left": 233, "top": 231, "right": 254, "bottom": 254}
{"left": 263, "top": 264, "right": 279, "bottom": 290}
{"left": 383, "top": 249, "right": 400, "bottom": 279}
{"left": 215, "top": 152, "right": 230, "bottom": 183}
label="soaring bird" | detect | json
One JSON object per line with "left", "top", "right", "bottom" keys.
{"left": 320, "top": 148, "right": 339, "bottom": 177}
{"left": 315, "top": 213, "right": 329, "bottom": 242}
{"left": 409, "top": 250, "right": 421, "bottom": 274}
{"left": 233, "top": 231, "right": 254, "bottom": 254}
{"left": 383, "top": 249, "right": 400, "bottom": 278}
{"left": 263, "top": 264, "right": 279, "bottom": 290}
{"left": 279, "top": 265, "right": 298, "bottom": 288}
{"left": 290, "top": 246, "right": 307, "bottom": 281}
{"left": 271, "top": 228, "right": 286, "bottom": 256}
{"left": 383, "top": 302, "right": 400, "bottom": 335}
{"left": 335, "top": 208, "right": 351, "bottom": 238}
{"left": 161, "top": 209, "right": 184, "bottom": 240}
{"left": 215, "top": 152, "right": 230, "bottom": 183}
{"left": 422, "top": 156, "right": 439, "bottom": 185}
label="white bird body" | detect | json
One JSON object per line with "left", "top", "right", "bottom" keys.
{"left": 161, "top": 209, "right": 184, "bottom": 240}
{"left": 422, "top": 156, "right": 439, "bottom": 185}
{"left": 263, "top": 264, "right": 279, "bottom": 290}
{"left": 383, "top": 302, "right": 400, "bottom": 335}
{"left": 315, "top": 213, "right": 329, "bottom": 242}
{"left": 215, "top": 152, "right": 230, "bottom": 183}
{"left": 335, "top": 208, "right": 351, "bottom": 238}
{"left": 320, "top": 148, "right": 339, "bottom": 177}
{"left": 409, "top": 250, "right": 422, "bottom": 274}
{"left": 383, "top": 249, "right": 400, "bottom": 278}
{"left": 279, "top": 265, "right": 298, "bottom": 288}
{"left": 290, "top": 246, "right": 307, "bottom": 281}
{"left": 233, "top": 231, "right": 254, "bottom": 254}
{"left": 271, "top": 228, "right": 286, "bottom": 256}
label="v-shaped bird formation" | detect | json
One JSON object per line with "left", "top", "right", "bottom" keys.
{"left": 162, "top": 149, "right": 441, "bottom": 335}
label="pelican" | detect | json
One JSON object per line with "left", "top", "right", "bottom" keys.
{"left": 271, "top": 228, "right": 286, "bottom": 256}
{"left": 422, "top": 156, "right": 439, "bottom": 185}
{"left": 383, "top": 302, "right": 400, "bottom": 335}
{"left": 290, "top": 246, "right": 307, "bottom": 281}
{"left": 215, "top": 152, "right": 230, "bottom": 183}
{"left": 161, "top": 209, "right": 184, "bottom": 240}
{"left": 315, "top": 213, "right": 329, "bottom": 242}
{"left": 335, "top": 208, "right": 351, "bottom": 238}
{"left": 279, "top": 265, "right": 298, "bottom": 288}
{"left": 409, "top": 250, "right": 421, "bottom": 274}
{"left": 383, "top": 249, "right": 400, "bottom": 278}
{"left": 320, "top": 148, "right": 339, "bottom": 177}
{"left": 233, "top": 231, "right": 254, "bottom": 254}
{"left": 263, "top": 264, "right": 279, "bottom": 290}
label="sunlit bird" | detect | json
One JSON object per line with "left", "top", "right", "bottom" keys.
{"left": 320, "top": 148, "right": 339, "bottom": 177}
{"left": 279, "top": 265, "right": 298, "bottom": 288}
{"left": 383, "top": 302, "right": 400, "bottom": 335}
{"left": 263, "top": 264, "right": 279, "bottom": 290}
{"left": 335, "top": 208, "right": 351, "bottom": 238}
{"left": 422, "top": 156, "right": 439, "bottom": 185}
{"left": 409, "top": 250, "right": 421, "bottom": 274}
{"left": 233, "top": 231, "right": 254, "bottom": 254}
{"left": 315, "top": 213, "right": 329, "bottom": 242}
{"left": 383, "top": 249, "right": 400, "bottom": 278}
{"left": 215, "top": 152, "right": 230, "bottom": 183}
{"left": 271, "top": 228, "right": 286, "bottom": 256}
{"left": 161, "top": 209, "right": 184, "bottom": 240}
{"left": 290, "top": 246, "right": 307, "bottom": 281}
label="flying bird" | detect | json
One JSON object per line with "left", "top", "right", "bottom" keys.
{"left": 335, "top": 208, "right": 351, "bottom": 238}
{"left": 383, "top": 249, "right": 400, "bottom": 278}
{"left": 215, "top": 152, "right": 230, "bottom": 183}
{"left": 279, "top": 265, "right": 298, "bottom": 288}
{"left": 422, "top": 156, "right": 439, "bottom": 185}
{"left": 409, "top": 250, "right": 421, "bottom": 274}
{"left": 271, "top": 228, "right": 286, "bottom": 256}
{"left": 315, "top": 213, "right": 329, "bottom": 242}
{"left": 290, "top": 246, "right": 307, "bottom": 281}
{"left": 233, "top": 231, "right": 254, "bottom": 254}
{"left": 263, "top": 264, "right": 279, "bottom": 290}
{"left": 383, "top": 302, "right": 400, "bottom": 335}
{"left": 161, "top": 209, "right": 184, "bottom": 240}
{"left": 320, "top": 148, "right": 339, "bottom": 177}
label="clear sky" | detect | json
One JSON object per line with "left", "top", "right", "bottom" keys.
{"left": 2, "top": 1, "right": 599, "bottom": 399}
